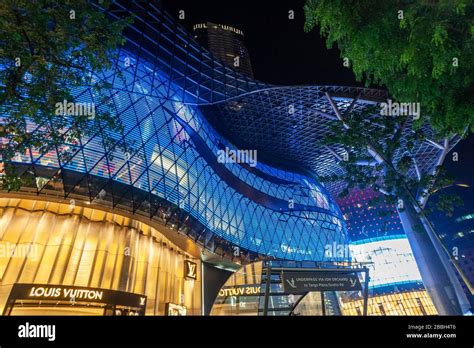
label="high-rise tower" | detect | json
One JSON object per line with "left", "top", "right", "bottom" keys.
{"left": 193, "top": 22, "right": 254, "bottom": 78}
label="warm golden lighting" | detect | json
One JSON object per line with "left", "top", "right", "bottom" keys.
{"left": 456, "top": 183, "right": 470, "bottom": 188}
{"left": 0, "top": 197, "right": 201, "bottom": 315}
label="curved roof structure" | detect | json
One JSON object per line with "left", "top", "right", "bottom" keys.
{"left": 1, "top": 0, "right": 458, "bottom": 263}
{"left": 107, "top": 1, "right": 458, "bottom": 196}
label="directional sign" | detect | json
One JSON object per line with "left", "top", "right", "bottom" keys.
{"left": 281, "top": 272, "right": 362, "bottom": 293}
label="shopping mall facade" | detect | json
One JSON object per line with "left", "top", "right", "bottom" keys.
{"left": 0, "top": 1, "right": 462, "bottom": 315}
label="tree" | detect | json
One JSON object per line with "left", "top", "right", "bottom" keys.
{"left": 321, "top": 105, "right": 461, "bottom": 217}
{"left": 304, "top": 0, "right": 473, "bottom": 314}
{"left": 0, "top": 0, "right": 132, "bottom": 191}
{"left": 319, "top": 99, "right": 471, "bottom": 315}
{"left": 304, "top": 0, "right": 474, "bottom": 136}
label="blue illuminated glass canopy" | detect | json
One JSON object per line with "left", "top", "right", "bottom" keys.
{"left": 2, "top": 0, "right": 456, "bottom": 263}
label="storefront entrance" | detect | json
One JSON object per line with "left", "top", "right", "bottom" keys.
{"left": 210, "top": 260, "right": 370, "bottom": 316}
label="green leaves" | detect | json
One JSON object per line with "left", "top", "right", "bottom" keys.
{"left": 319, "top": 98, "right": 461, "bottom": 220}
{"left": 0, "top": 0, "right": 132, "bottom": 191}
{"left": 432, "top": 24, "right": 448, "bottom": 47}
{"left": 304, "top": 0, "right": 474, "bottom": 136}
{"left": 434, "top": 193, "right": 464, "bottom": 217}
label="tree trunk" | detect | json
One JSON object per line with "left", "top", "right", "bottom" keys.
{"left": 397, "top": 202, "right": 470, "bottom": 315}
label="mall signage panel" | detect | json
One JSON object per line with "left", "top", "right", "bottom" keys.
{"left": 281, "top": 271, "right": 362, "bottom": 293}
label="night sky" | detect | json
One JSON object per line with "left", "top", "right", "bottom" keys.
{"left": 162, "top": 0, "right": 473, "bottom": 210}
{"left": 162, "top": 0, "right": 362, "bottom": 86}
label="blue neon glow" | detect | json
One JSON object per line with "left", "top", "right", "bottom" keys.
{"left": 5, "top": 48, "right": 348, "bottom": 261}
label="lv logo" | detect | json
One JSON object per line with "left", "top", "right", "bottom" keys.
{"left": 185, "top": 260, "right": 197, "bottom": 279}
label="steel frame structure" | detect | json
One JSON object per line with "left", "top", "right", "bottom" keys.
{"left": 1, "top": 0, "right": 457, "bottom": 265}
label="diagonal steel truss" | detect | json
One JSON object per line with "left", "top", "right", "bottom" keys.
{"left": 1, "top": 0, "right": 458, "bottom": 264}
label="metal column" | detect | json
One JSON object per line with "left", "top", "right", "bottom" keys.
{"left": 263, "top": 266, "right": 271, "bottom": 316}
{"left": 363, "top": 268, "right": 369, "bottom": 316}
